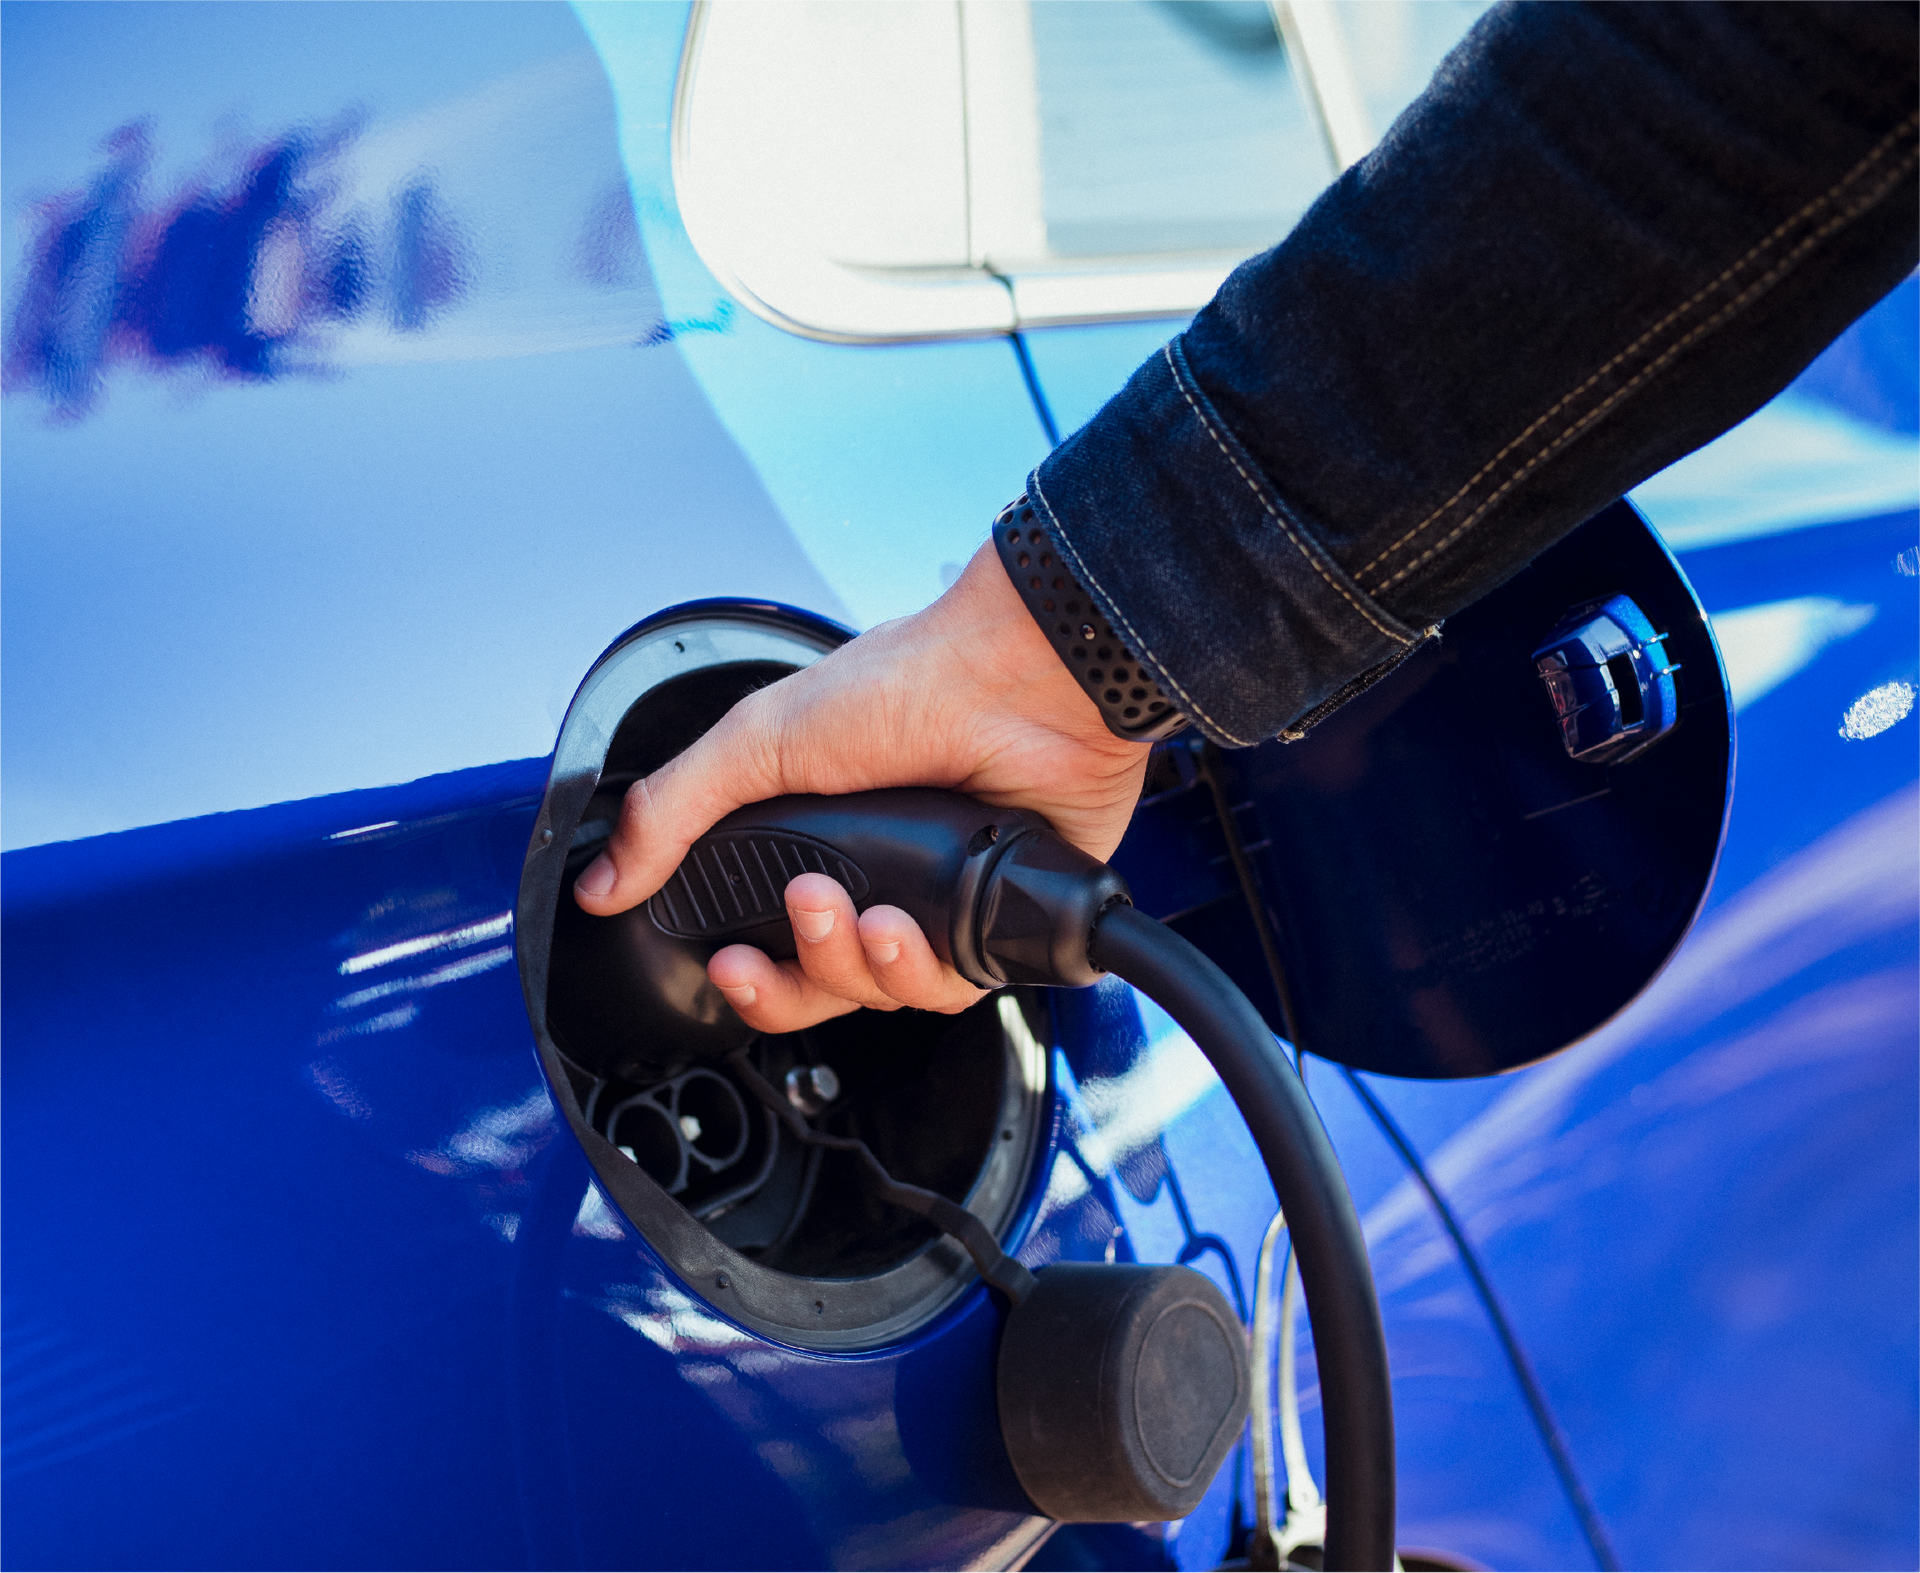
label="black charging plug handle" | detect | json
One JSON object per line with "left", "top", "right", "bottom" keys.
{"left": 652, "top": 788, "right": 1129, "bottom": 988}
{"left": 655, "top": 789, "right": 1395, "bottom": 1570}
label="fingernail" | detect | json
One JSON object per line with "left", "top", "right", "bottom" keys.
{"left": 866, "top": 938, "right": 901, "bottom": 966}
{"left": 792, "top": 907, "right": 835, "bottom": 943}
{"left": 717, "top": 983, "right": 757, "bottom": 1009}
{"left": 576, "top": 855, "right": 616, "bottom": 898}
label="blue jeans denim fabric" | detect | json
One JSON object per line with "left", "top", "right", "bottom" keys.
{"left": 1027, "top": 1, "right": 1918, "bottom": 747}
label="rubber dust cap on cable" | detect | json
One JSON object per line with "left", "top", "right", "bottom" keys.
{"left": 997, "top": 1262, "right": 1249, "bottom": 1522}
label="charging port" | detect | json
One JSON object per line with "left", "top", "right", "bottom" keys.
{"left": 517, "top": 606, "right": 1048, "bottom": 1349}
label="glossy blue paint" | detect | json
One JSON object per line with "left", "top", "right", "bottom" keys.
{"left": 4, "top": 765, "right": 548, "bottom": 1568}
{"left": 1790, "top": 273, "right": 1918, "bottom": 436}
{"left": 5, "top": 2, "right": 1916, "bottom": 1570}
{"left": 1302, "top": 1063, "right": 1604, "bottom": 1572}
{"left": 1351, "top": 503, "right": 1920, "bottom": 1571}
{"left": 1359, "top": 783, "right": 1918, "bottom": 1570}
{"left": 2, "top": 759, "right": 1232, "bottom": 1570}
{"left": 0, "top": 2, "right": 841, "bottom": 850}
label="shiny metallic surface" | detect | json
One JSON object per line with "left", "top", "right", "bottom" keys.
{"left": 785, "top": 1064, "right": 842, "bottom": 1118}
{"left": 4, "top": 3, "right": 1914, "bottom": 1570}
{"left": 1532, "top": 593, "right": 1682, "bottom": 766}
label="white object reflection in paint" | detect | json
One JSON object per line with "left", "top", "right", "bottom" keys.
{"left": 1634, "top": 393, "right": 1920, "bottom": 549}
{"left": 339, "top": 911, "right": 512, "bottom": 975}
{"left": 1708, "top": 597, "right": 1877, "bottom": 712}
{"left": 1839, "top": 680, "right": 1916, "bottom": 741}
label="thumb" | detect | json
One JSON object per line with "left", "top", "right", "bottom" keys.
{"left": 571, "top": 706, "right": 781, "bottom": 915}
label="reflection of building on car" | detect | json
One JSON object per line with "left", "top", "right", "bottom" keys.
{"left": 4, "top": 4, "right": 1915, "bottom": 1572}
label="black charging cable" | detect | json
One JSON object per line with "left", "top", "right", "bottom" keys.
{"left": 1086, "top": 903, "right": 1395, "bottom": 1573}
{"left": 623, "top": 788, "right": 1397, "bottom": 1569}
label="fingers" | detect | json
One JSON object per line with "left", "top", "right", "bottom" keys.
{"left": 572, "top": 533, "right": 1157, "bottom": 920}
{"left": 707, "top": 875, "right": 985, "bottom": 1034}
{"left": 573, "top": 699, "right": 782, "bottom": 916}
{"left": 707, "top": 944, "right": 862, "bottom": 1034}
{"left": 856, "top": 904, "right": 984, "bottom": 1013}
{"left": 780, "top": 874, "right": 898, "bottom": 1010}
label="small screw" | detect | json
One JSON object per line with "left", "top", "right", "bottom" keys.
{"left": 715, "top": 1272, "right": 731, "bottom": 1290}
{"left": 540, "top": 828, "right": 553, "bottom": 847}
{"left": 1080, "top": 623, "right": 1096, "bottom": 640}
{"left": 785, "top": 1064, "right": 840, "bottom": 1117}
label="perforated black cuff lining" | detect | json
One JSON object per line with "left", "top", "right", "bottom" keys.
{"left": 993, "top": 495, "right": 1189, "bottom": 744}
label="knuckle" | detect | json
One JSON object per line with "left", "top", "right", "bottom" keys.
{"left": 615, "top": 779, "right": 648, "bottom": 839}
{"left": 797, "top": 942, "right": 861, "bottom": 985}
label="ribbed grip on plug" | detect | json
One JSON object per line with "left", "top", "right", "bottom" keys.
{"left": 993, "top": 495, "right": 1189, "bottom": 744}
{"left": 649, "top": 831, "right": 870, "bottom": 941}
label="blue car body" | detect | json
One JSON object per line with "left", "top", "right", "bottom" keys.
{"left": 3, "top": 5, "right": 1914, "bottom": 1570}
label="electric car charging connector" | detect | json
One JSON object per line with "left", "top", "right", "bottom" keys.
{"left": 624, "top": 789, "right": 1397, "bottom": 1569}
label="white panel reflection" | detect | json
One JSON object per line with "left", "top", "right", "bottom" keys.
{"left": 1634, "top": 393, "right": 1920, "bottom": 548}
{"left": 339, "top": 911, "right": 511, "bottom": 974}
{"left": 406, "top": 1088, "right": 556, "bottom": 1178}
{"left": 1029, "top": 998, "right": 1224, "bottom": 1219}
{"left": 571, "top": 1183, "right": 628, "bottom": 1242}
{"left": 1709, "top": 597, "right": 1876, "bottom": 711}
{"left": 332, "top": 944, "right": 512, "bottom": 1010}
{"left": 1072, "top": 997, "right": 1223, "bottom": 1178}
{"left": 314, "top": 1002, "right": 418, "bottom": 1046}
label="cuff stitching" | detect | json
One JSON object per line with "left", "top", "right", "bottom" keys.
{"left": 1162, "top": 341, "right": 1414, "bottom": 649}
{"left": 1355, "top": 110, "right": 1920, "bottom": 591}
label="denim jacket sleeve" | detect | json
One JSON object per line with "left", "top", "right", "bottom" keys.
{"left": 1024, "top": 1, "right": 1919, "bottom": 747}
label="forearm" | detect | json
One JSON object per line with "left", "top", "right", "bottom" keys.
{"left": 1031, "top": 0, "right": 1919, "bottom": 746}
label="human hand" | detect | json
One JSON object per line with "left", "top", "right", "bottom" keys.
{"left": 571, "top": 539, "right": 1153, "bottom": 1032}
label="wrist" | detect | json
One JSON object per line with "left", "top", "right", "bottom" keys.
{"left": 911, "top": 543, "right": 1138, "bottom": 755}
{"left": 991, "top": 496, "right": 1189, "bottom": 742}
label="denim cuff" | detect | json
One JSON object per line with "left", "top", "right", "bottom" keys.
{"left": 1027, "top": 337, "right": 1425, "bottom": 747}
{"left": 1020, "top": 2, "right": 1914, "bottom": 746}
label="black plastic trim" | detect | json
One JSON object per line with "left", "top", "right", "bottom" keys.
{"left": 516, "top": 600, "right": 1051, "bottom": 1350}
